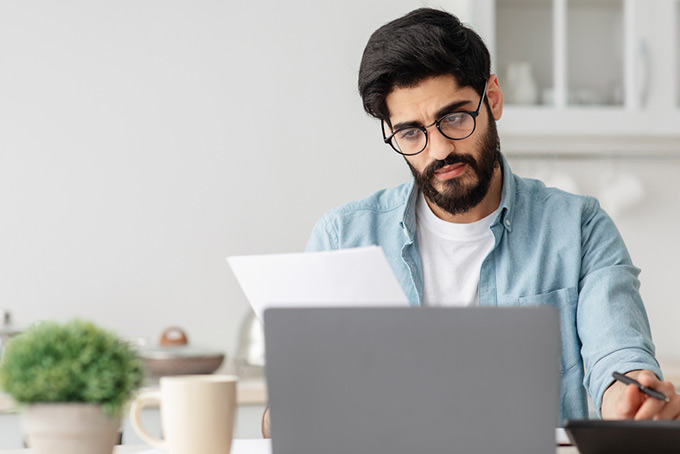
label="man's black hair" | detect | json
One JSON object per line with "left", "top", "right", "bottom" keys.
{"left": 358, "top": 8, "right": 491, "bottom": 122}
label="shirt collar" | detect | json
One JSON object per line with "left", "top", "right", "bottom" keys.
{"left": 400, "top": 180, "right": 419, "bottom": 242}
{"left": 400, "top": 152, "right": 516, "bottom": 235}
{"left": 496, "top": 153, "right": 515, "bottom": 233}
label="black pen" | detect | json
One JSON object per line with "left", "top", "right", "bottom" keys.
{"left": 612, "top": 371, "right": 670, "bottom": 403}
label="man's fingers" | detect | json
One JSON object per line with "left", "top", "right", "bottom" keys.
{"left": 608, "top": 370, "right": 680, "bottom": 420}
{"left": 654, "top": 395, "right": 680, "bottom": 420}
{"left": 616, "top": 384, "right": 644, "bottom": 419}
{"left": 648, "top": 380, "right": 680, "bottom": 420}
{"left": 634, "top": 395, "right": 666, "bottom": 420}
{"left": 633, "top": 373, "right": 680, "bottom": 420}
{"left": 636, "top": 371, "right": 662, "bottom": 389}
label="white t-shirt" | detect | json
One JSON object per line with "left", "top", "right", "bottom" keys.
{"left": 416, "top": 192, "right": 497, "bottom": 306}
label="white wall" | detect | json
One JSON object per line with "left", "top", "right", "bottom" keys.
{"left": 1, "top": 1, "right": 679, "bottom": 368}
{"left": 0, "top": 0, "right": 416, "bottom": 357}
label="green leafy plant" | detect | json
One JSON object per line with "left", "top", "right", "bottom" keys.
{"left": 0, "top": 319, "right": 145, "bottom": 417}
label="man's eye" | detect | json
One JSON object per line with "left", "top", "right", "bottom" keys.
{"left": 397, "top": 128, "right": 422, "bottom": 142}
{"left": 442, "top": 113, "right": 465, "bottom": 127}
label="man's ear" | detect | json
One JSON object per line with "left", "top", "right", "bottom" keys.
{"left": 486, "top": 74, "right": 504, "bottom": 121}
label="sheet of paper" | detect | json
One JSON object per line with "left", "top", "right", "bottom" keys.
{"left": 227, "top": 246, "right": 409, "bottom": 321}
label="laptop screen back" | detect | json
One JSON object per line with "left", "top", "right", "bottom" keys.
{"left": 264, "top": 306, "right": 560, "bottom": 454}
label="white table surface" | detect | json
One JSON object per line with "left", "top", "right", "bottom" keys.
{"left": 0, "top": 440, "right": 270, "bottom": 454}
{"left": 0, "top": 441, "right": 580, "bottom": 453}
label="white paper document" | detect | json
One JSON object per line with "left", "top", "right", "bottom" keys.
{"left": 227, "top": 246, "right": 409, "bottom": 321}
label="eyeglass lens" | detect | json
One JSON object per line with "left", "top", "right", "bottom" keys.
{"left": 389, "top": 112, "right": 475, "bottom": 155}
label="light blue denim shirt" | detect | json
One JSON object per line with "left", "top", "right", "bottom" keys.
{"left": 306, "top": 154, "right": 661, "bottom": 423}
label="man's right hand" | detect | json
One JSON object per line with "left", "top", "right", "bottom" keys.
{"left": 602, "top": 370, "right": 680, "bottom": 420}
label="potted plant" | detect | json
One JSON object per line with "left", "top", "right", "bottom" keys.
{"left": 0, "top": 319, "right": 145, "bottom": 454}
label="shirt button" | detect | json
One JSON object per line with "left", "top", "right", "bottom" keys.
{"left": 505, "top": 219, "right": 511, "bottom": 227}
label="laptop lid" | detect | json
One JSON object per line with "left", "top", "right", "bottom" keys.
{"left": 264, "top": 306, "right": 560, "bottom": 454}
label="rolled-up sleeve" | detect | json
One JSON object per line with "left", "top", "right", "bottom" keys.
{"left": 577, "top": 199, "right": 662, "bottom": 415}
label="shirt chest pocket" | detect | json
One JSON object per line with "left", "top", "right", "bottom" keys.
{"left": 518, "top": 287, "right": 580, "bottom": 373}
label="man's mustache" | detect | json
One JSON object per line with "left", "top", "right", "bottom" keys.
{"left": 424, "top": 153, "right": 477, "bottom": 179}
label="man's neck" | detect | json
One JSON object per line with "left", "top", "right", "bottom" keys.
{"left": 425, "top": 167, "right": 503, "bottom": 224}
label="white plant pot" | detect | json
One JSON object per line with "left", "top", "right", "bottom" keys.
{"left": 22, "top": 403, "right": 121, "bottom": 454}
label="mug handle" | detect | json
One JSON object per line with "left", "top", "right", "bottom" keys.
{"left": 129, "top": 390, "right": 166, "bottom": 449}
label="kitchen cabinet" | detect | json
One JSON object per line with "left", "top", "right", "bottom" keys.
{"left": 427, "top": 0, "right": 680, "bottom": 153}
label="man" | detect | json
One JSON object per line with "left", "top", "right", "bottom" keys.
{"left": 262, "top": 8, "right": 679, "bottom": 436}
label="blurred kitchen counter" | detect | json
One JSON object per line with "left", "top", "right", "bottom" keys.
{"left": 660, "top": 360, "right": 680, "bottom": 388}
{"left": 0, "top": 393, "right": 13, "bottom": 413}
{"left": 235, "top": 375, "right": 268, "bottom": 405}
{"left": 0, "top": 375, "right": 266, "bottom": 413}
{"left": 3, "top": 361, "right": 679, "bottom": 413}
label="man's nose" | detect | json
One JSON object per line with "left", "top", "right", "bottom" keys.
{"left": 426, "top": 125, "right": 455, "bottom": 161}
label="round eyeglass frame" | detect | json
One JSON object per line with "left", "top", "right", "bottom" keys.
{"left": 381, "top": 83, "right": 488, "bottom": 156}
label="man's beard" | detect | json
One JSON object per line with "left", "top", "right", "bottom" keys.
{"left": 407, "top": 117, "right": 501, "bottom": 216}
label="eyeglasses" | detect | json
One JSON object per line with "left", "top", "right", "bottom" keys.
{"left": 382, "top": 83, "right": 487, "bottom": 156}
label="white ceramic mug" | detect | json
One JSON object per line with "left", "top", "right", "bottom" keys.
{"left": 129, "top": 375, "right": 238, "bottom": 454}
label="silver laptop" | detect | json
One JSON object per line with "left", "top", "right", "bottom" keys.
{"left": 264, "top": 306, "right": 560, "bottom": 454}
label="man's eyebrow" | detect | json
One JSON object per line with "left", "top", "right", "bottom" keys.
{"left": 391, "top": 99, "right": 474, "bottom": 131}
{"left": 433, "top": 99, "right": 473, "bottom": 120}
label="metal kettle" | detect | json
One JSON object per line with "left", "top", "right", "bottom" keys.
{"left": 233, "top": 310, "right": 265, "bottom": 377}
